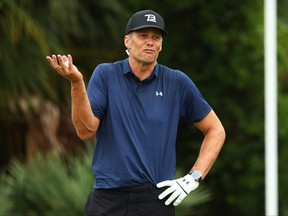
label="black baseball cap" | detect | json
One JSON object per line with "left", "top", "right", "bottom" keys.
{"left": 125, "top": 10, "right": 168, "bottom": 35}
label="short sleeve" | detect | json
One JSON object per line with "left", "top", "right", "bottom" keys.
{"left": 87, "top": 65, "right": 108, "bottom": 120}
{"left": 178, "top": 72, "right": 212, "bottom": 123}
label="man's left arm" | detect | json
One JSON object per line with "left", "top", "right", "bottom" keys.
{"left": 157, "top": 110, "right": 225, "bottom": 206}
{"left": 191, "top": 109, "right": 226, "bottom": 178}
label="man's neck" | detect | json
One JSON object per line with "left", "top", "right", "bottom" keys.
{"left": 128, "top": 57, "right": 157, "bottom": 81}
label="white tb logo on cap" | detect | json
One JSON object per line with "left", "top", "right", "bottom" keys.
{"left": 145, "top": 14, "right": 156, "bottom": 22}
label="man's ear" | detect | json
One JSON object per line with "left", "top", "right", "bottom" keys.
{"left": 159, "top": 46, "right": 162, "bottom": 52}
{"left": 124, "top": 35, "right": 131, "bottom": 49}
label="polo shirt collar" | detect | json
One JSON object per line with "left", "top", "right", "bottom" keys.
{"left": 123, "top": 58, "right": 159, "bottom": 78}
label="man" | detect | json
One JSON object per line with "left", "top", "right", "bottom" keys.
{"left": 46, "top": 9, "right": 225, "bottom": 216}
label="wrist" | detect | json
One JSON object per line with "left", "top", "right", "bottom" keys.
{"left": 188, "top": 170, "right": 202, "bottom": 183}
{"left": 178, "top": 174, "right": 199, "bottom": 194}
{"left": 71, "top": 76, "right": 84, "bottom": 85}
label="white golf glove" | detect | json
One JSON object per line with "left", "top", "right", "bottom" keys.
{"left": 157, "top": 174, "right": 199, "bottom": 206}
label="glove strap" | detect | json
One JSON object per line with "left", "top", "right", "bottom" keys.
{"left": 176, "top": 180, "right": 189, "bottom": 194}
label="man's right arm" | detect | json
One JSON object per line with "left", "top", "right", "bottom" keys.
{"left": 46, "top": 54, "right": 100, "bottom": 141}
{"left": 71, "top": 79, "right": 100, "bottom": 140}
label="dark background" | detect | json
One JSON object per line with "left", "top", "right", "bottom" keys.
{"left": 1, "top": 0, "right": 288, "bottom": 215}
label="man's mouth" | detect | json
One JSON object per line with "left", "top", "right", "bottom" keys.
{"left": 143, "top": 49, "right": 155, "bottom": 53}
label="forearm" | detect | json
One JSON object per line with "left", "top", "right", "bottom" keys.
{"left": 192, "top": 124, "right": 225, "bottom": 179}
{"left": 71, "top": 79, "right": 99, "bottom": 141}
{"left": 157, "top": 127, "right": 224, "bottom": 207}
{"left": 46, "top": 54, "right": 100, "bottom": 140}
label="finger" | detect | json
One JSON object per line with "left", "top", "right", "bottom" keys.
{"left": 62, "top": 55, "right": 68, "bottom": 63}
{"left": 52, "top": 55, "right": 60, "bottom": 68}
{"left": 173, "top": 193, "right": 186, "bottom": 206}
{"left": 46, "top": 55, "right": 58, "bottom": 69}
{"left": 64, "top": 60, "right": 69, "bottom": 68}
{"left": 158, "top": 184, "right": 177, "bottom": 200}
{"left": 57, "top": 54, "right": 64, "bottom": 67}
{"left": 66, "top": 54, "right": 73, "bottom": 69}
{"left": 52, "top": 54, "right": 58, "bottom": 64}
{"left": 157, "top": 180, "right": 174, "bottom": 188}
{"left": 61, "top": 55, "right": 69, "bottom": 68}
{"left": 165, "top": 189, "right": 181, "bottom": 206}
{"left": 46, "top": 56, "right": 53, "bottom": 65}
{"left": 57, "top": 54, "right": 69, "bottom": 68}
{"left": 68, "top": 54, "right": 73, "bottom": 66}
{"left": 56, "top": 55, "right": 68, "bottom": 70}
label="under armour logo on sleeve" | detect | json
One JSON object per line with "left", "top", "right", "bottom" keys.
{"left": 145, "top": 14, "right": 157, "bottom": 22}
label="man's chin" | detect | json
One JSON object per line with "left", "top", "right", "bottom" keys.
{"left": 132, "top": 54, "right": 158, "bottom": 65}
{"left": 142, "top": 56, "right": 158, "bottom": 64}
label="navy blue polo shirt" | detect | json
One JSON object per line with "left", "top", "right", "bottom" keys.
{"left": 87, "top": 58, "right": 211, "bottom": 189}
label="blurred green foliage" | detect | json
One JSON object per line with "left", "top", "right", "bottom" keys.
{"left": 1, "top": 0, "right": 288, "bottom": 215}
{"left": 0, "top": 143, "right": 211, "bottom": 215}
{"left": 0, "top": 143, "right": 94, "bottom": 215}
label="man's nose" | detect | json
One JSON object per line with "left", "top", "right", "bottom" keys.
{"left": 146, "top": 38, "right": 154, "bottom": 46}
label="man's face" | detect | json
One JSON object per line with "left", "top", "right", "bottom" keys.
{"left": 125, "top": 28, "right": 163, "bottom": 65}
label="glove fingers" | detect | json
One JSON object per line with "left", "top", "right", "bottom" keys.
{"left": 165, "top": 189, "right": 181, "bottom": 206}
{"left": 158, "top": 184, "right": 177, "bottom": 200}
{"left": 173, "top": 193, "right": 187, "bottom": 206}
{"left": 157, "top": 180, "right": 174, "bottom": 188}
{"left": 158, "top": 175, "right": 200, "bottom": 206}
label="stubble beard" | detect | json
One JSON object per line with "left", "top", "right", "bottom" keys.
{"left": 135, "top": 52, "right": 158, "bottom": 65}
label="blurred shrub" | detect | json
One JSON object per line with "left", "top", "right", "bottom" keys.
{"left": 0, "top": 144, "right": 211, "bottom": 215}
{"left": 0, "top": 144, "right": 95, "bottom": 216}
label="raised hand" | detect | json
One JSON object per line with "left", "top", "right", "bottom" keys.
{"left": 46, "top": 54, "right": 83, "bottom": 83}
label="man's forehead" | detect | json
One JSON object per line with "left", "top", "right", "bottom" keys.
{"left": 133, "top": 28, "right": 162, "bottom": 35}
